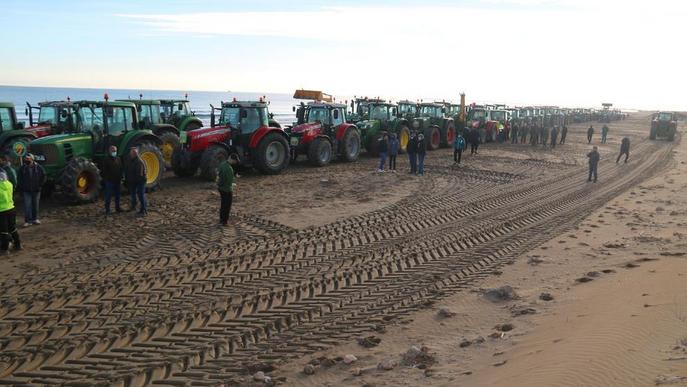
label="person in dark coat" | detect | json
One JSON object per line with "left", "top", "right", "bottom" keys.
{"left": 587, "top": 125, "right": 594, "bottom": 144}
{"left": 102, "top": 145, "right": 123, "bottom": 215}
{"left": 388, "top": 133, "right": 399, "bottom": 172}
{"left": 416, "top": 133, "right": 427, "bottom": 175}
{"left": 377, "top": 133, "right": 389, "bottom": 172}
{"left": 407, "top": 132, "right": 418, "bottom": 174}
{"left": 469, "top": 127, "right": 480, "bottom": 155}
{"left": 550, "top": 126, "right": 559, "bottom": 148}
{"left": 217, "top": 153, "right": 237, "bottom": 226}
{"left": 18, "top": 154, "right": 46, "bottom": 227}
{"left": 125, "top": 147, "right": 147, "bottom": 216}
{"left": 560, "top": 125, "right": 568, "bottom": 144}
{"left": 587, "top": 146, "right": 600, "bottom": 182}
{"left": 616, "top": 137, "right": 630, "bottom": 163}
{"left": 510, "top": 123, "right": 519, "bottom": 144}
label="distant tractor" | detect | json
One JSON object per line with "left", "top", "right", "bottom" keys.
{"left": 26, "top": 100, "right": 78, "bottom": 138}
{"left": 0, "top": 102, "right": 37, "bottom": 164}
{"left": 28, "top": 97, "right": 165, "bottom": 203}
{"left": 172, "top": 99, "right": 290, "bottom": 180}
{"left": 650, "top": 112, "right": 677, "bottom": 141}
{"left": 289, "top": 100, "right": 361, "bottom": 166}
{"left": 159, "top": 98, "right": 203, "bottom": 132}
{"left": 356, "top": 101, "right": 411, "bottom": 155}
{"left": 412, "top": 102, "right": 455, "bottom": 149}
{"left": 118, "top": 99, "right": 181, "bottom": 168}
{"left": 397, "top": 100, "right": 419, "bottom": 121}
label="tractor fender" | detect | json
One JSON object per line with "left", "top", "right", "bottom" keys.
{"left": 249, "top": 127, "right": 289, "bottom": 149}
{"left": 152, "top": 124, "right": 180, "bottom": 137}
{"left": 179, "top": 116, "right": 204, "bottom": 132}
{"left": 0, "top": 131, "right": 37, "bottom": 156}
{"left": 335, "top": 123, "right": 357, "bottom": 141}
{"left": 123, "top": 132, "right": 162, "bottom": 153}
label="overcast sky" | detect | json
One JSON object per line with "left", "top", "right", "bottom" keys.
{"left": 2, "top": 0, "right": 686, "bottom": 110}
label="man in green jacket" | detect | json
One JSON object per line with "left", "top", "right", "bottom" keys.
{"left": 217, "top": 154, "right": 237, "bottom": 226}
{"left": 0, "top": 171, "right": 21, "bottom": 254}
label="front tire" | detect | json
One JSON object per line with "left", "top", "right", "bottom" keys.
{"left": 158, "top": 132, "right": 180, "bottom": 169}
{"left": 341, "top": 128, "right": 361, "bottom": 162}
{"left": 307, "top": 138, "right": 332, "bottom": 167}
{"left": 199, "top": 145, "right": 228, "bottom": 181}
{"left": 255, "top": 132, "right": 289, "bottom": 175}
{"left": 136, "top": 142, "right": 165, "bottom": 192}
{"left": 57, "top": 157, "right": 101, "bottom": 204}
{"left": 171, "top": 148, "right": 199, "bottom": 177}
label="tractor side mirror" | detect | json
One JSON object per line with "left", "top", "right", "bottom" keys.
{"left": 442, "top": 107, "right": 446, "bottom": 113}
{"left": 60, "top": 109, "right": 69, "bottom": 118}
{"left": 240, "top": 110, "right": 248, "bottom": 119}
{"left": 333, "top": 109, "right": 339, "bottom": 119}
{"left": 25, "top": 108, "right": 28, "bottom": 116}
{"left": 178, "top": 103, "right": 184, "bottom": 111}
{"left": 292, "top": 106, "right": 296, "bottom": 112}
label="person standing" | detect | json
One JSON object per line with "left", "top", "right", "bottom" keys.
{"left": 469, "top": 127, "right": 480, "bottom": 155}
{"left": 416, "top": 133, "right": 427, "bottom": 175}
{"left": 550, "top": 126, "right": 559, "bottom": 148}
{"left": 520, "top": 123, "right": 529, "bottom": 144}
{"left": 453, "top": 132, "right": 466, "bottom": 164}
{"left": 217, "top": 154, "right": 237, "bottom": 226}
{"left": 377, "top": 133, "right": 389, "bottom": 172}
{"left": 560, "top": 125, "right": 568, "bottom": 144}
{"left": 616, "top": 137, "right": 630, "bottom": 163}
{"left": 125, "top": 147, "right": 148, "bottom": 216}
{"left": 102, "top": 145, "right": 123, "bottom": 215}
{"left": 18, "top": 154, "right": 45, "bottom": 227}
{"left": 587, "top": 146, "right": 600, "bottom": 182}
{"left": 1, "top": 155, "right": 17, "bottom": 188}
{"left": 0, "top": 171, "right": 20, "bottom": 254}
{"left": 601, "top": 125, "right": 609, "bottom": 144}
{"left": 388, "top": 133, "right": 399, "bottom": 172}
{"left": 587, "top": 125, "right": 594, "bottom": 144}
{"left": 510, "top": 122, "right": 519, "bottom": 144}
{"left": 530, "top": 123, "right": 539, "bottom": 146}
{"left": 541, "top": 126, "right": 549, "bottom": 147}
{"left": 407, "top": 132, "right": 417, "bottom": 174}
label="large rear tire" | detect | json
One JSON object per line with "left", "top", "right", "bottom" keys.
{"left": 171, "top": 148, "right": 199, "bottom": 177}
{"left": 255, "top": 132, "right": 289, "bottom": 175}
{"left": 649, "top": 127, "right": 657, "bottom": 140}
{"left": 307, "top": 138, "right": 332, "bottom": 167}
{"left": 425, "top": 126, "right": 440, "bottom": 150}
{"left": 398, "top": 125, "right": 410, "bottom": 154}
{"left": 57, "top": 157, "right": 101, "bottom": 204}
{"left": 199, "top": 145, "right": 228, "bottom": 181}
{"left": 341, "top": 128, "right": 361, "bottom": 162}
{"left": 136, "top": 142, "right": 165, "bottom": 192}
{"left": 443, "top": 121, "right": 456, "bottom": 148}
{"left": 158, "top": 132, "right": 180, "bottom": 169}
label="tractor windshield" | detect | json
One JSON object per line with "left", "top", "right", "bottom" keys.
{"left": 38, "top": 107, "right": 58, "bottom": 125}
{"left": 220, "top": 107, "right": 240, "bottom": 127}
{"left": 658, "top": 112, "right": 673, "bottom": 121}
{"left": 356, "top": 103, "right": 370, "bottom": 117}
{"left": 490, "top": 111, "right": 506, "bottom": 122}
{"left": 78, "top": 106, "right": 104, "bottom": 133}
{"left": 369, "top": 105, "right": 389, "bottom": 121}
{"left": 399, "top": 104, "right": 416, "bottom": 115}
{"left": 306, "top": 107, "right": 329, "bottom": 124}
{"left": 139, "top": 104, "right": 161, "bottom": 125}
{"left": 239, "top": 107, "right": 268, "bottom": 133}
{"left": 0, "top": 108, "right": 13, "bottom": 131}
{"left": 420, "top": 106, "right": 442, "bottom": 118}
{"left": 104, "top": 107, "right": 134, "bottom": 135}
{"left": 468, "top": 110, "right": 486, "bottom": 120}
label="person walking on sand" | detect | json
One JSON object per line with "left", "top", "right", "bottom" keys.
{"left": 125, "top": 147, "right": 148, "bottom": 216}
{"left": 1, "top": 155, "right": 17, "bottom": 188}
{"left": 601, "top": 124, "right": 609, "bottom": 144}
{"left": 587, "top": 146, "right": 600, "bottom": 182}
{"left": 102, "top": 145, "right": 123, "bottom": 215}
{"left": 587, "top": 125, "right": 594, "bottom": 144}
{"left": 388, "top": 133, "right": 399, "bottom": 172}
{"left": 377, "top": 133, "right": 389, "bottom": 173}
{"left": 0, "top": 171, "right": 21, "bottom": 255}
{"left": 453, "top": 131, "right": 466, "bottom": 164}
{"left": 407, "top": 131, "right": 418, "bottom": 174}
{"left": 416, "top": 133, "right": 427, "bottom": 175}
{"left": 616, "top": 137, "right": 630, "bottom": 163}
{"left": 18, "top": 154, "right": 46, "bottom": 227}
{"left": 217, "top": 153, "right": 237, "bottom": 226}
{"left": 560, "top": 125, "right": 568, "bottom": 145}
{"left": 550, "top": 126, "right": 559, "bottom": 148}
{"left": 469, "top": 127, "right": 480, "bottom": 155}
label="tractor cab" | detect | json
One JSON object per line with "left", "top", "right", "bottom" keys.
{"left": 419, "top": 103, "right": 445, "bottom": 119}
{"left": 349, "top": 97, "right": 385, "bottom": 124}
{"left": 0, "top": 103, "right": 24, "bottom": 132}
{"left": 651, "top": 111, "right": 677, "bottom": 141}
{"left": 397, "top": 100, "right": 419, "bottom": 120}
{"left": 0, "top": 102, "right": 42, "bottom": 164}
{"left": 160, "top": 99, "right": 192, "bottom": 123}
{"left": 25, "top": 101, "right": 76, "bottom": 137}
{"left": 290, "top": 101, "right": 348, "bottom": 143}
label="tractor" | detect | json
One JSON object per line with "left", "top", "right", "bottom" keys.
{"left": 159, "top": 98, "right": 203, "bottom": 132}
{"left": 356, "top": 101, "right": 411, "bottom": 155}
{"left": 28, "top": 97, "right": 165, "bottom": 204}
{"left": 171, "top": 99, "right": 290, "bottom": 180}
{"left": 650, "top": 112, "right": 677, "bottom": 141}
{"left": 412, "top": 102, "right": 455, "bottom": 150}
{"left": 348, "top": 97, "right": 385, "bottom": 124}
{"left": 397, "top": 100, "right": 419, "bottom": 121}
{"left": 118, "top": 98, "right": 181, "bottom": 168}
{"left": 25, "top": 100, "right": 78, "bottom": 138}
{"left": 0, "top": 102, "right": 37, "bottom": 164}
{"left": 288, "top": 101, "right": 361, "bottom": 166}
{"left": 467, "top": 105, "right": 496, "bottom": 143}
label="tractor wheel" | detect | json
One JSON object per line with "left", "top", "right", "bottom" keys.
{"left": 135, "top": 142, "right": 165, "bottom": 192}
{"left": 171, "top": 148, "right": 199, "bottom": 177}
{"left": 668, "top": 130, "right": 675, "bottom": 142}
{"left": 444, "top": 122, "right": 456, "bottom": 148}
{"left": 158, "top": 132, "right": 180, "bottom": 169}
{"left": 425, "top": 127, "right": 440, "bottom": 150}
{"left": 307, "top": 138, "right": 332, "bottom": 167}
{"left": 2, "top": 137, "right": 32, "bottom": 167}
{"left": 255, "top": 133, "right": 289, "bottom": 174}
{"left": 199, "top": 145, "right": 228, "bottom": 181}
{"left": 341, "top": 128, "right": 361, "bottom": 162}
{"left": 398, "top": 125, "right": 410, "bottom": 154}
{"left": 57, "top": 157, "right": 101, "bottom": 204}
{"left": 649, "top": 127, "right": 657, "bottom": 140}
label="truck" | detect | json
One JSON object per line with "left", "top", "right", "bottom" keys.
{"left": 650, "top": 112, "right": 677, "bottom": 141}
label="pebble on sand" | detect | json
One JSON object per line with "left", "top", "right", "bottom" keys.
{"left": 437, "top": 307, "right": 457, "bottom": 318}
{"left": 378, "top": 358, "right": 398, "bottom": 371}
{"left": 343, "top": 354, "right": 358, "bottom": 364}
{"left": 485, "top": 285, "right": 519, "bottom": 302}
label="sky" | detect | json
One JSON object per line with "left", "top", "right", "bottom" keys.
{"left": 1, "top": 0, "right": 686, "bottom": 110}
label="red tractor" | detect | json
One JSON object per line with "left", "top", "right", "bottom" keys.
{"left": 288, "top": 100, "right": 361, "bottom": 166}
{"left": 171, "top": 99, "right": 290, "bottom": 180}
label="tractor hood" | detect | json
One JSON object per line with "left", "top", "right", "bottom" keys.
{"left": 357, "top": 120, "right": 381, "bottom": 132}
{"left": 290, "top": 122, "right": 321, "bottom": 135}
{"left": 30, "top": 132, "right": 91, "bottom": 145}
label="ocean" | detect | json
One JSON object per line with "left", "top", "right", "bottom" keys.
{"left": 0, "top": 85, "right": 299, "bottom": 127}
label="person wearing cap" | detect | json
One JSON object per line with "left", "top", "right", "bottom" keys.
{"left": 125, "top": 147, "right": 147, "bottom": 216}
{"left": 18, "top": 154, "right": 46, "bottom": 227}
{"left": 416, "top": 133, "right": 427, "bottom": 175}
{"left": 217, "top": 153, "right": 237, "bottom": 226}
{"left": 102, "top": 145, "right": 123, "bottom": 215}
{"left": 0, "top": 171, "right": 21, "bottom": 254}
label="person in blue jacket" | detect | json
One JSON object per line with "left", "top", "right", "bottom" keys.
{"left": 453, "top": 132, "right": 466, "bottom": 164}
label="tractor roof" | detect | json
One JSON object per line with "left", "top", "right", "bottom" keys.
{"left": 37, "top": 101, "right": 76, "bottom": 108}
{"left": 221, "top": 100, "right": 268, "bottom": 108}
{"left": 420, "top": 102, "right": 444, "bottom": 108}
{"left": 159, "top": 99, "right": 190, "bottom": 104}
{"left": 0, "top": 102, "right": 15, "bottom": 109}
{"left": 305, "top": 101, "right": 348, "bottom": 109}
{"left": 355, "top": 97, "right": 386, "bottom": 104}
{"left": 118, "top": 99, "right": 161, "bottom": 105}
{"left": 74, "top": 100, "right": 137, "bottom": 108}
{"left": 397, "top": 100, "right": 418, "bottom": 105}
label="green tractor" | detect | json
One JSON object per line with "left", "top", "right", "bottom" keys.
{"left": 118, "top": 98, "right": 181, "bottom": 168}
{"left": 397, "top": 100, "right": 419, "bottom": 121}
{"left": 0, "top": 102, "right": 39, "bottom": 164}
{"left": 29, "top": 98, "right": 165, "bottom": 204}
{"left": 355, "top": 101, "right": 411, "bottom": 155}
{"left": 412, "top": 102, "right": 456, "bottom": 150}
{"left": 159, "top": 99, "right": 203, "bottom": 132}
